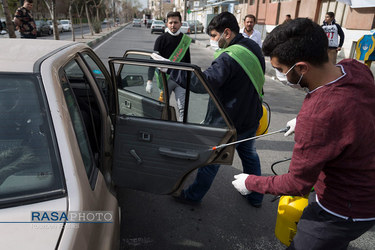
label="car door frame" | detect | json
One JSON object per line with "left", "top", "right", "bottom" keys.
{"left": 108, "top": 55, "right": 237, "bottom": 194}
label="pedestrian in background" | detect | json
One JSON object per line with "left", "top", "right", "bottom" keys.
{"left": 240, "top": 14, "right": 262, "bottom": 48}
{"left": 166, "top": 12, "right": 265, "bottom": 208}
{"left": 14, "top": 0, "right": 37, "bottom": 39}
{"left": 232, "top": 18, "right": 375, "bottom": 249}
{"left": 322, "top": 12, "right": 345, "bottom": 64}
{"left": 283, "top": 14, "right": 292, "bottom": 23}
{"left": 146, "top": 11, "right": 191, "bottom": 121}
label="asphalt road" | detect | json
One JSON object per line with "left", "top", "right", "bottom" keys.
{"left": 92, "top": 25, "right": 375, "bottom": 249}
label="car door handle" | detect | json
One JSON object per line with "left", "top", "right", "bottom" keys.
{"left": 158, "top": 147, "right": 199, "bottom": 160}
{"left": 129, "top": 149, "right": 143, "bottom": 165}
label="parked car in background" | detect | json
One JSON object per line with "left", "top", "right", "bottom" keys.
{"left": 151, "top": 20, "right": 165, "bottom": 34}
{"left": 60, "top": 19, "right": 72, "bottom": 31}
{"left": 0, "top": 18, "right": 6, "bottom": 35}
{"left": 146, "top": 19, "right": 153, "bottom": 28}
{"left": 187, "top": 20, "right": 204, "bottom": 33}
{"left": 47, "top": 20, "right": 63, "bottom": 33}
{"left": 132, "top": 19, "right": 142, "bottom": 27}
{"left": 35, "top": 20, "right": 51, "bottom": 36}
{"left": 180, "top": 21, "right": 190, "bottom": 34}
{"left": 0, "top": 39, "right": 235, "bottom": 249}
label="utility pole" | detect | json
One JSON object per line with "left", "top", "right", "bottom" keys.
{"left": 183, "top": 0, "right": 187, "bottom": 21}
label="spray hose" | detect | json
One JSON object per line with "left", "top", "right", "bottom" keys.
{"left": 211, "top": 127, "right": 288, "bottom": 151}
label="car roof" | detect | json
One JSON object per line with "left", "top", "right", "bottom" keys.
{"left": 0, "top": 39, "right": 76, "bottom": 73}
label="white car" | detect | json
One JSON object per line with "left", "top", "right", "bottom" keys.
{"left": 180, "top": 21, "right": 190, "bottom": 34}
{"left": 47, "top": 20, "right": 63, "bottom": 33}
{"left": 60, "top": 19, "right": 72, "bottom": 31}
{"left": 151, "top": 20, "right": 165, "bottom": 34}
{"left": 0, "top": 40, "right": 236, "bottom": 249}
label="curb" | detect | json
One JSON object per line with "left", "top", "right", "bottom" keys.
{"left": 87, "top": 23, "right": 129, "bottom": 48}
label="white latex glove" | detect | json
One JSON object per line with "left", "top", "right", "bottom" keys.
{"left": 232, "top": 174, "right": 251, "bottom": 195}
{"left": 151, "top": 53, "right": 169, "bottom": 73}
{"left": 146, "top": 80, "right": 153, "bottom": 94}
{"left": 151, "top": 53, "right": 170, "bottom": 62}
{"left": 284, "top": 118, "right": 296, "bottom": 137}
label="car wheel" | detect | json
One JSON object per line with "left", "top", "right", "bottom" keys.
{"left": 151, "top": 30, "right": 153, "bottom": 34}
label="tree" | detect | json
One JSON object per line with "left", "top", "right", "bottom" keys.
{"left": 42, "top": 0, "right": 60, "bottom": 40}
{"left": 73, "top": 0, "right": 85, "bottom": 39}
{"left": 1, "top": 0, "right": 17, "bottom": 38}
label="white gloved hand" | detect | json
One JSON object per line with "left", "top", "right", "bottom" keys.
{"left": 146, "top": 80, "right": 153, "bottom": 94}
{"left": 284, "top": 118, "right": 296, "bottom": 137}
{"left": 151, "top": 53, "right": 170, "bottom": 62}
{"left": 151, "top": 53, "right": 169, "bottom": 73}
{"left": 232, "top": 174, "right": 251, "bottom": 195}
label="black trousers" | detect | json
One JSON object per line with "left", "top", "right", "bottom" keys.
{"left": 287, "top": 202, "right": 375, "bottom": 250}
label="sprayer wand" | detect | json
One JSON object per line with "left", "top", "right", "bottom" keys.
{"left": 211, "top": 127, "right": 288, "bottom": 151}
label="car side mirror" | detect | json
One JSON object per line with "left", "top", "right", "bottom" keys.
{"left": 122, "top": 75, "right": 144, "bottom": 88}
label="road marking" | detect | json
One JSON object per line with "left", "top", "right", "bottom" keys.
{"left": 94, "top": 27, "right": 124, "bottom": 51}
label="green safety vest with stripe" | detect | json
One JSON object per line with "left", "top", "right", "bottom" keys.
{"left": 155, "top": 34, "right": 192, "bottom": 89}
{"left": 214, "top": 44, "right": 265, "bottom": 99}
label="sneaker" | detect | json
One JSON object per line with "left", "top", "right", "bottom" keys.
{"left": 172, "top": 191, "right": 201, "bottom": 206}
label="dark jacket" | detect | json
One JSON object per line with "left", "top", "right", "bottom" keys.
{"left": 170, "top": 34, "right": 265, "bottom": 134}
{"left": 148, "top": 32, "right": 191, "bottom": 81}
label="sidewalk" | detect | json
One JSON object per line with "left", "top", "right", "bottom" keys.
{"left": 191, "top": 32, "right": 375, "bottom": 78}
{"left": 0, "top": 23, "right": 128, "bottom": 49}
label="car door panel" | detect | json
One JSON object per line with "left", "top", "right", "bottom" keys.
{"left": 110, "top": 54, "right": 236, "bottom": 195}
{"left": 112, "top": 116, "right": 234, "bottom": 194}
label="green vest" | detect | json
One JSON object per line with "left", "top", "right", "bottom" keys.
{"left": 214, "top": 44, "right": 265, "bottom": 99}
{"left": 155, "top": 34, "right": 192, "bottom": 89}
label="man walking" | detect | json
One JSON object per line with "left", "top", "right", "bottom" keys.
{"left": 14, "top": 0, "right": 37, "bottom": 39}
{"left": 166, "top": 12, "right": 265, "bottom": 207}
{"left": 322, "top": 12, "right": 345, "bottom": 64}
{"left": 240, "top": 14, "right": 262, "bottom": 48}
{"left": 232, "top": 18, "right": 375, "bottom": 249}
{"left": 146, "top": 12, "right": 191, "bottom": 121}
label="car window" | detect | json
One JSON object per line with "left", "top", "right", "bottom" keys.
{"left": 62, "top": 60, "right": 99, "bottom": 184}
{"left": 81, "top": 52, "right": 111, "bottom": 105}
{"left": 0, "top": 74, "right": 64, "bottom": 206}
{"left": 115, "top": 59, "right": 228, "bottom": 128}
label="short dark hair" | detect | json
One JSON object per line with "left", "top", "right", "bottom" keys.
{"left": 25, "top": 0, "right": 33, "bottom": 3}
{"left": 286, "top": 14, "right": 291, "bottom": 18}
{"left": 326, "top": 12, "right": 335, "bottom": 19}
{"left": 207, "top": 12, "right": 239, "bottom": 35}
{"left": 244, "top": 14, "right": 256, "bottom": 23}
{"left": 166, "top": 11, "right": 181, "bottom": 22}
{"left": 262, "top": 18, "right": 329, "bottom": 66}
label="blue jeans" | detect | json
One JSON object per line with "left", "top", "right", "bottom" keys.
{"left": 184, "top": 127, "right": 263, "bottom": 204}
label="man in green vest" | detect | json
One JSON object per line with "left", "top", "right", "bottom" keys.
{"left": 158, "top": 12, "right": 265, "bottom": 207}
{"left": 146, "top": 11, "right": 192, "bottom": 121}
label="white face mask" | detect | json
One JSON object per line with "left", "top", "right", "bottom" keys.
{"left": 166, "top": 28, "right": 181, "bottom": 36}
{"left": 281, "top": 63, "right": 303, "bottom": 88}
{"left": 210, "top": 32, "right": 225, "bottom": 51}
{"left": 286, "top": 75, "right": 303, "bottom": 89}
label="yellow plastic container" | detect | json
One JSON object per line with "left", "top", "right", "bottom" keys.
{"left": 159, "top": 91, "right": 164, "bottom": 102}
{"left": 275, "top": 195, "right": 309, "bottom": 246}
{"left": 256, "top": 104, "right": 269, "bottom": 136}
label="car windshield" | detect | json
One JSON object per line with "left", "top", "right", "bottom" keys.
{"left": 60, "top": 20, "right": 69, "bottom": 24}
{"left": 153, "top": 21, "right": 164, "bottom": 25}
{"left": 35, "top": 20, "right": 41, "bottom": 26}
{"left": 182, "top": 22, "right": 188, "bottom": 27}
{"left": 0, "top": 74, "right": 64, "bottom": 208}
{"left": 47, "top": 20, "right": 52, "bottom": 25}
